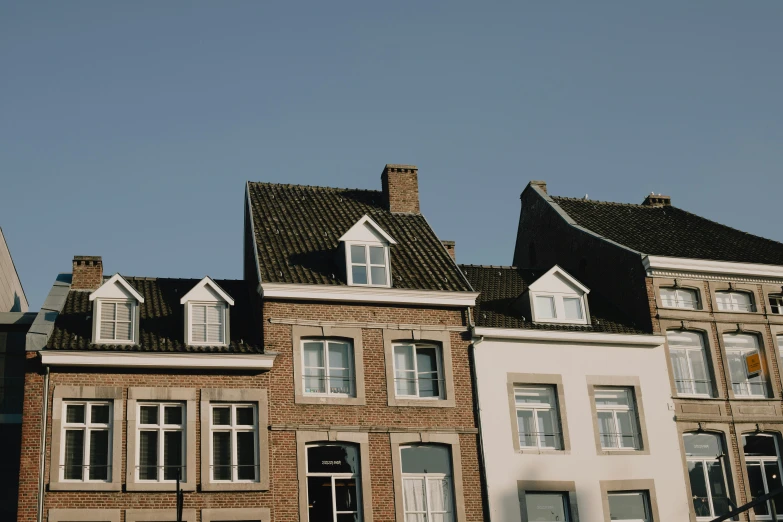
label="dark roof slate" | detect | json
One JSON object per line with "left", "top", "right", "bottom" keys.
{"left": 46, "top": 277, "right": 262, "bottom": 353}
{"left": 247, "top": 182, "right": 472, "bottom": 292}
{"left": 461, "top": 264, "right": 644, "bottom": 334}
{"left": 552, "top": 196, "right": 783, "bottom": 265}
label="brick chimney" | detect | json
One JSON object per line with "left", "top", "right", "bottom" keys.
{"left": 529, "top": 180, "right": 547, "bottom": 194}
{"left": 381, "top": 164, "right": 420, "bottom": 214}
{"left": 642, "top": 193, "right": 672, "bottom": 207}
{"left": 71, "top": 256, "right": 103, "bottom": 290}
{"left": 441, "top": 240, "right": 456, "bottom": 261}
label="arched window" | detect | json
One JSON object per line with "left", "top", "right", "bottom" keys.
{"left": 769, "top": 295, "right": 783, "bottom": 315}
{"left": 715, "top": 291, "right": 755, "bottom": 312}
{"left": 683, "top": 432, "right": 732, "bottom": 519}
{"left": 401, "top": 445, "right": 454, "bottom": 522}
{"left": 667, "top": 330, "right": 713, "bottom": 397}
{"left": 306, "top": 444, "right": 361, "bottom": 521}
{"left": 661, "top": 287, "right": 700, "bottom": 310}
{"left": 743, "top": 433, "right": 783, "bottom": 519}
{"left": 723, "top": 333, "right": 767, "bottom": 398}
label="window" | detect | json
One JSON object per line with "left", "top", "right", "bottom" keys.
{"left": 661, "top": 287, "right": 700, "bottom": 310}
{"left": 302, "top": 339, "right": 354, "bottom": 396}
{"left": 61, "top": 401, "right": 112, "bottom": 482}
{"left": 306, "top": 444, "right": 362, "bottom": 522}
{"left": 724, "top": 333, "right": 767, "bottom": 397}
{"left": 137, "top": 403, "right": 184, "bottom": 482}
{"left": 524, "top": 492, "right": 571, "bottom": 521}
{"left": 349, "top": 244, "right": 388, "bottom": 286}
{"left": 595, "top": 388, "right": 640, "bottom": 450}
{"left": 667, "top": 331, "right": 713, "bottom": 397}
{"left": 532, "top": 294, "right": 586, "bottom": 323}
{"left": 744, "top": 433, "right": 783, "bottom": 520}
{"left": 608, "top": 491, "right": 651, "bottom": 522}
{"left": 401, "top": 445, "right": 455, "bottom": 522}
{"left": 393, "top": 343, "right": 444, "bottom": 399}
{"left": 190, "top": 303, "right": 226, "bottom": 345}
{"left": 210, "top": 404, "right": 258, "bottom": 482}
{"left": 716, "top": 291, "right": 755, "bottom": 312}
{"left": 683, "top": 433, "right": 732, "bottom": 519}
{"left": 514, "top": 386, "right": 562, "bottom": 450}
{"left": 770, "top": 295, "right": 783, "bottom": 315}
{"left": 535, "top": 296, "right": 556, "bottom": 319}
{"left": 97, "top": 300, "right": 134, "bottom": 343}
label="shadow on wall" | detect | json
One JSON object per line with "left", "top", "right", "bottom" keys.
{"left": 10, "top": 292, "right": 21, "bottom": 313}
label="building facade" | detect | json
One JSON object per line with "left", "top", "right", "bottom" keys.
{"left": 514, "top": 181, "right": 783, "bottom": 521}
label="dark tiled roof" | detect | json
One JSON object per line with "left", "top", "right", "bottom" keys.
{"left": 247, "top": 182, "right": 472, "bottom": 292}
{"left": 46, "top": 278, "right": 262, "bottom": 353}
{"left": 552, "top": 196, "right": 783, "bottom": 265}
{"left": 461, "top": 265, "right": 644, "bottom": 334}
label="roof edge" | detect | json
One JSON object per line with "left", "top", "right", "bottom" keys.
{"left": 473, "top": 326, "right": 664, "bottom": 346}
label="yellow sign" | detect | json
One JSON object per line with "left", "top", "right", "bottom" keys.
{"left": 746, "top": 353, "right": 762, "bottom": 375}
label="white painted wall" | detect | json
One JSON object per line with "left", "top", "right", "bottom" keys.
{"left": 0, "top": 228, "right": 27, "bottom": 312}
{"left": 474, "top": 334, "right": 690, "bottom": 521}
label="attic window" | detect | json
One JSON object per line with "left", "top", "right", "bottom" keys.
{"left": 96, "top": 300, "right": 135, "bottom": 343}
{"left": 528, "top": 266, "right": 591, "bottom": 326}
{"left": 350, "top": 244, "right": 389, "bottom": 286}
{"left": 190, "top": 303, "right": 226, "bottom": 345}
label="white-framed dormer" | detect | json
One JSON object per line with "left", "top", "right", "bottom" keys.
{"left": 89, "top": 274, "right": 145, "bottom": 345}
{"left": 528, "top": 265, "right": 591, "bottom": 325}
{"left": 180, "top": 277, "right": 235, "bottom": 347}
{"left": 338, "top": 215, "right": 397, "bottom": 288}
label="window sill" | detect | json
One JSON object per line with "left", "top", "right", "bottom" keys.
{"left": 388, "top": 396, "right": 455, "bottom": 408}
{"left": 48, "top": 481, "right": 122, "bottom": 491}
{"left": 295, "top": 394, "right": 365, "bottom": 406}
{"left": 201, "top": 481, "right": 268, "bottom": 492}
{"left": 125, "top": 481, "right": 196, "bottom": 492}
{"left": 597, "top": 448, "right": 649, "bottom": 456}
{"left": 516, "top": 448, "right": 570, "bottom": 456}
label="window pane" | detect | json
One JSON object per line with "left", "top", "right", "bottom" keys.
{"left": 139, "top": 405, "right": 158, "bottom": 425}
{"left": 608, "top": 492, "right": 647, "bottom": 520}
{"left": 747, "top": 462, "right": 769, "bottom": 516}
{"left": 91, "top": 404, "right": 110, "bottom": 424}
{"left": 597, "top": 412, "right": 616, "bottom": 448}
{"left": 212, "top": 431, "right": 231, "bottom": 480}
{"left": 525, "top": 493, "right": 568, "bottom": 522}
{"left": 139, "top": 431, "right": 158, "bottom": 480}
{"left": 334, "top": 477, "right": 359, "bottom": 512}
{"left": 307, "top": 444, "right": 359, "bottom": 474}
{"left": 115, "top": 320, "right": 132, "bottom": 340}
{"left": 535, "top": 296, "right": 556, "bottom": 319}
{"left": 101, "top": 302, "right": 116, "bottom": 321}
{"left": 116, "top": 302, "right": 132, "bottom": 321}
{"left": 236, "top": 431, "right": 256, "bottom": 480}
{"left": 308, "top": 476, "right": 335, "bottom": 522}
{"left": 369, "top": 246, "right": 385, "bottom": 265}
{"left": 370, "top": 266, "right": 387, "bottom": 285}
{"left": 660, "top": 288, "right": 677, "bottom": 307}
{"left": 66, "top": 404, "right": 85, "bottom": 424}
{"left": 765, "top": 461, "right": 783, "bottom": 513}
{"left": 351, "top": 265, "right": 367, "bottom": 285}
{"left": 417, "top": 347, "right": 440, "bottom": 398}
{"left": 670, "top": 350, "right": 691, "bottom": 395}
{"left": 88, "top": 430, "right": 109, "bottom": 480}
{"left": 164, "top": 406, "right": 182, "bottom": 425}
{"left": 305, "top": 368, "right": 326, "bottom": 394}
{"left": 329, "top": 368, "right": 352, "bottom": 395}
{"left": 191, "top": 304, "right": 206, "bottom": 323}
{"left": 688, "top": 462, "right": 711, "bottom": 516}
{"left": 743, "top": 434, "right": 778, "bottom": 457}
{"left": 684, "top": 433, "right": 722, "bottom": 457}
{"left": 395, "top": 345, "right": 415, "bottom": 371}
{"left": 329, "top": 342, "right": 350, "bottom": 369}
{"left": 563, "top": 297, "right": 583, "bottom": 319}
{"left": 515, "top": 387, "right": 554, "bottom": 405}
{"left": 304, "top": 341, "right": 324, "bottom": 367}
{"left": 688, "top": 349, "right": 711, "bottom": 396}
{"left": 395, "top": 345, "right": 417, "bottom": 396}
{"left": 350, "top": 245, "right": 366, "bottom": 264}
{"left": 400, "top": 445, "right": 451, "bottom": 474}
{"left": 517, "top": 410, "right": 536, "bottom": 447}
{"left": 427, "top": 477, "right": 452, "bottom": 514}
{"left": 724, "top": 333, "right": 760, "bottom": 350}
{"left": 403, "top": 477, "right": 427, "bottom": 514}
{"left": 212, "top": 407, "right": 231, "bottom": 426}
{"left": 707, "top": 461, "right": 731, "bottom": 516}
{"left": 64, "top": 430, "right": 84, "bottom": 480}
{"left": 537, "top": 410, "right": 561, "bottom": 449}
{"left": 236, "top": 406, "right": 254, "bottom": 426}
{"left": 594, "top": 388, "right": 630, "bottom": 406}
{"left": 206, "top": 322, "right": 224, "bottom": 343}
{"left": 191, "top": 324, "right": 207, "bottom": 343}
{"left": 616, "top": 411, "right": 637, "bottom": 448}
{"left": 163, "top": 431, "right": 182, "bottom": 480}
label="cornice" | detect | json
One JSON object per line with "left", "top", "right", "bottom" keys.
{"left": 40, "top": 350, "right": 276, "bottom": 370}
{"left": 260, "top": 283, "right": 479, "bottom": 307}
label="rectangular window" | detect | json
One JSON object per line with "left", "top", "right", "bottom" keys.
{"left": 61, "top": 401, "right": 112, "bottom": 482}
{"left": 307, "top": 444, "right": 362, "bottom": 522}
{"left": 302, "top": 339, "right": 354, "bottom": 396}
{"left": 524, "top": 492, "right": 571, "bottom": 521}
{"left": 667, "top": 330, "right": 713, "bottom": 397}
{"left": 210, "top": 403, "right": 258, "bottom": 482}
{"left": 684, "top": 432, "right": 732, "bottom": 519}
{"left": 535, "top": 296, "right": 556, "bottom": 319}
{"left": 660, "top": 287, "right": 700, "bottom": 310}
{"left": 350, "top": 244, "right": 388, "bottom": 286}
{"left": 514, "top": 386, "right": 562, "bottom": 450}
{"left": 137, "top": 403, "right": 184, "bottom": 482}
{"left": 594, "top": 388, "right": 640, "bottom": 450}
{"left": 563, "top": 297, "right": 583, "bottom": 320}
{"left": 98, "top": 301, "right": 133, "bottom": 342}
{"left": 770, "top": 295, "right": 783, "bottom": 315}
{"left": 393, "top": 344, "right": 444, "bottom": 399}
{"left": 716, "top": 291, "right": 755, "bottom": 312}
{"left": 190, "top": 303, "right": 225, "bottom": 344}
{"left": 608, "top": 491, "right": 651, "bottom": 521}
{"left": 724, "top": 333, "right": 767, "bottom": 398}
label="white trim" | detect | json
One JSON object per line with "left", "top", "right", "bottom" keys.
{"left": 339, "top": 215, "right": 398, "bottom": 244}
{"left": 260, "top": 283, "right": 478, "bottom": 306}
{"left": 345, "top": 241, "right": 392, "bottom": 288}
{"left": 179, "top": 276, "right": 235, "bottom": 306}
{"left": 94, "top": 299, "right": 137, "bottom": 345}
{"left": 89, "top": 274, "right": 145, "bottom": 303}
{"left": 643, "top": 255, "right": 783, "bottom": 280}
{"left": 472, "top": 327, "right": 664, "bottom": 346}
{"left": 529, "top": 265, "right": 591, "bottom": 294}
{"left": 40, "top": 351, "right": 276, "bottom": 369}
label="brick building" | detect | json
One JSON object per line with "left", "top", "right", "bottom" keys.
{"left": 18, "top": 164, "right": 483, "bottom": 522}
{"left": 513, "top": 181, "right": 783, "bottom": 521}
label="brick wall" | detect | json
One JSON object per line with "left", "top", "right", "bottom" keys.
{"left": 381, "top": 165, "right": 420, "bottom": 214}
{"left": 71, "top": 256, "right": 103, "bottom": 290}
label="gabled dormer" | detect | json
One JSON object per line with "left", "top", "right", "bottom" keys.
{"left": 180, "top": 276, "right": 235, "bottom": 346}
{"left": 89, "top": 273, "right": 145, "bottom": 345}
{"left": 338, "top": 215, "right": 397, "bottom": 287}
{"left": 527, "top": 265, "right": 591, "bottom": 325}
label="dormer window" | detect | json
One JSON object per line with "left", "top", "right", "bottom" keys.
{"left": 339, "top": 215, "right": 397, "bottom": 288}
{"left": 180, "top": 277, "right": 234, "bottom": 347}
{"left": 89, "top": 274, "right": 144, "bottom": 345}
{"left": 528, "top": 266, "right": 590, "bottom": 325}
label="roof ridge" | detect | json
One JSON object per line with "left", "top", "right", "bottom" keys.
{"left": 248, "top": 181, "right": 381, "bottom": 194}
{"left": 551, "top": 195, "right": 654, "bottom": 208}
{"left": 459, "top": 264, "right": 519, "bottom": 269}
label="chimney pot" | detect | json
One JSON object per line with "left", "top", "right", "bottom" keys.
{"left": 642, "top": 193, "right": 672, "bottom": 207}
{"left": 441, "top": 240, "right": 456, "bottom": 261}
{"left": 71, "top": 255, "right": 104, "bottom": 290}
{"left": 381, "top": 164, "right": 420, "bottom": 214}
{"left": 529, "top": 180, "right": 547, "bottom": 194}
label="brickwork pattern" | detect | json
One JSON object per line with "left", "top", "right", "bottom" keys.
{"left": 381, "top": 165, "right": 420, "bottom": 214}
{"left": 71, "top": 256, "right": 103, "bottom": 291}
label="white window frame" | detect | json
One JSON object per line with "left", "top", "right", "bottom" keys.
{"left": 59, "top": 400, "right": 113, "bottom": 483}
{"left": 514, "top": 386, "right": 562, "bottom": 450}
{"left": 667, "top": 330, "right": 713, "bottom": 398}
{"left": 393, "top": 343, "right": 445, "bottom": 400}
{"left": 594, "top": 387, "right": 640, "bottom": 450}
{"left": 95, "top": 299, "right": 136, "bottom": 344}
{"left": 135, "top": 402, "right": 185, "bottom": 483}
{"left": 743, "top": 433, "right": 783, "bottom": 520}
{"left": 660, "top": 287, "right": 701, "bottom": 310}
{"left": 607, "top": 491, "right": 651, "bottom": 522}
{"left": 209, "top": 403, "right": 259, "bottom": 483}
{"left": 723, "top": 333, "right": 767, "bottom": 398}
{"left": 684, "top": 433, "right": 733, "bottom": 521}
{"left": 769, "top": 295, "right": 783, "bottom": 315}
{"left": 345, "top": 242, "right": 391, "bottom": 287}
{"left": 715, "top": 291, "right": 756, "bottom": 312}
{"left": 187, "top": 302, "right": 227, "bottom": 346}
{"left": 301, "top": 339, "right": 355, "bottom": 397}
{"left": 305, "top": 443, "right": 362, "bottom": 522}
{"left": 400, "top": 445, "right": 455, "bottom": 522}
{"left": 530, "top": 291, "right": 588, "bottom": 325}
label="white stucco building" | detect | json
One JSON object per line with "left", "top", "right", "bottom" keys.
{"left": 462, "top": 264, "right": 691, "bottom": 522}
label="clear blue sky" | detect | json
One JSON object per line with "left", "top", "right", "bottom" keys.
{"left": 2, "top": 2, "right": 782, "bottom": 310}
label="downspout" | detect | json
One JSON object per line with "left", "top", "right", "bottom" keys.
{"left": 37, "top": 364, "right": 50, "bottom": 522}
{"left": 467, "top": 306, "right": 491, "bottom": 522}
